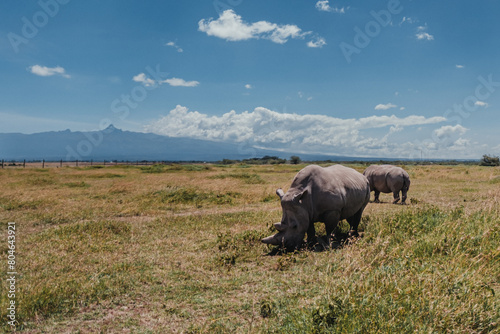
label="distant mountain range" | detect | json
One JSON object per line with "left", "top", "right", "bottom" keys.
{"left": 0, "top": 125, "right": 364, "bottom": 162}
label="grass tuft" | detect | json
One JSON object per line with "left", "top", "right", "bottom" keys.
{"left": 211, "top": 172, "right": 266, "bottom": 184}
{"left": 153, "top": 186, "right": 239, "bottom": 207}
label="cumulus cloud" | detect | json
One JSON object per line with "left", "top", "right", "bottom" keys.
{"left": 375, "top": 103, "right": 397, "bottom": 110}
{"left": 166, "top": 41, "right": 183, "bottom": 52}
{"left": 145, "top": 105, "right": 446, "bottom": 157}
{"left": 163, "top": 77, "right": 199, "bottom": 87}
{"left": 307, "top": 37, "right": 327, "bottom": 48}
{"left": 456, "top": 64, "right": 464, "bottom": 69}
{"left": 245, "top": 84, "right": 252, "bottom": 89}
{"left": 198, "top": 9, "right": 321, "bottom": 46}
{"left": 433, "top": 124, "right": 468, "bottom": 138}
{"left": 133, "top": 73, "right": 156, "bottom": 87}
{"left": 474, "top": 101, "right": 488, "bottom": 107}
{"left": 416, "top": 26, "right": 434, "bottom": 40}
{"left": 315, "top": 0, "right": 347, "bottom": 13}
{"left": 29, "top": 65, "right": 70, "bottom": 78}
{"left": 132, "top": 73, "right": 199, "bottom": 87}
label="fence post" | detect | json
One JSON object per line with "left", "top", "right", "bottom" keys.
{"left": 42, "top": 159, "right": 45, "bottom": 168}
{"left": 1, "top": 159, "right": 3, "bottom": 168}
{"left": 103, "top": 160, "right": 106, "bottom": 166}
{"left": 90, "top": 159, "right": 93, "bottom": 166}
{"left": 60, "top": 159, "right": 63, "bottom": 168}
{"left": 23, "top": 160, "right": 26, "bottom": 168}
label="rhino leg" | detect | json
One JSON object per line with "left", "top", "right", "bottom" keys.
{"left": 401, "top": 187, "right": 408, "bottom": 204}
{"left": 347, "top": 208, "right": 364, "bottom": 237}
{"left": 392, "top": 191, "right": 400, "bottom": 204}
{"left": 306, "top": 222, "right": 317, "bottom": 246}
{"left": 374, "top": 190, "right": 380, "bottom": 203}
{"left": 324, "top": 211, "right": 341, "bottom": 246}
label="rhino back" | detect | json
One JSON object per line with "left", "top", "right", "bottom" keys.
{"left": 364, "top": 165, "right": 409, "bottom": 193}
{"left": 291, "top": 165, "right": 369, "bottom": 220}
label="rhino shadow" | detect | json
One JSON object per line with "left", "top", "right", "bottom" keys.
{"left": 264, "top": 231, "right": 364, "bottom": 256}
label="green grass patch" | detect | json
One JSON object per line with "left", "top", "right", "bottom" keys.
{"left": 153, "top": 186, "right": 240, "bottom": 207}
{"left": 140, "top": 164, "right": 211, "bottom": 173}
{"left": 489, "top": 176, "right": 500, "bottom": 184}
{"left": 0, "top": 197, "right": 45, "bottom": 211}
{"left": 62, "top": 181, "right": 90, "bottom": 188}
{"left": 86, "top": 173, "right": 125, "bottom": 179}
{"left": 210, "top": 172, "right": 266, "bottom": 184}
{"left": 0, "top": 221, "right": 136, "bottom": 326}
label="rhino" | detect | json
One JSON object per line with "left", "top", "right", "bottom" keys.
{"left": 261, "top": 164, "right": 370, "bottom": 250}
{"left": 362, "top": 164, "right": 410, "bottom": 204}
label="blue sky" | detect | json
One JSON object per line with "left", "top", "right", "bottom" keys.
{"left": 1, "top": 0, "right": 499, "bottom": 159}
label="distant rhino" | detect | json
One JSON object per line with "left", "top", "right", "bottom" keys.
{"left": 363, "top": 165, "right": 410, "bottom": 204}
{"left": 261, "top": 164, "right": 370, "bottom": 250}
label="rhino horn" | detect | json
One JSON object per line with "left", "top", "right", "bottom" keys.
{"left": 274, "top": 222, "right": 287, "bottom": 232}
{"left": 276, "top": 188, "right": 285, "bottom": 199}
{"left": 261, "top": 234, "right": 283, "bottom": 245}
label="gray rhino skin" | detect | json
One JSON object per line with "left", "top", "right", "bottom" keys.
{"left": 363, "top": 165, "right": 410, "bottom": 204}
{"left": 261, "top": 164, "right": 370, "bottom": 250}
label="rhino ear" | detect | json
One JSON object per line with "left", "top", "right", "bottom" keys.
{"left": 293, "top": 189, "right": 308, "bottom": 203}
{"left": 276, "top": 188, "right": 285, "bottom": 199}
{"left": 274, "top": 222, "right": 287, "bottom": 232}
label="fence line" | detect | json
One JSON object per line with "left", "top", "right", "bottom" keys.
{"left": 0, "top": 159, "right": 190, "bottom": 169}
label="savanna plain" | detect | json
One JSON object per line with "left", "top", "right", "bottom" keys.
{"left": 0, "top": 162, "right": 498, "bottom": 333}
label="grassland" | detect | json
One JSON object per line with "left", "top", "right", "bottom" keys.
{"left": 0, "top": 163, "right": 498, "bottom": 333}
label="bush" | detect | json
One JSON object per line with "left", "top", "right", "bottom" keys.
{"left": 479, "top": 154, "right": 500, "bottom": 166}
{"left": 290, "top": 156, "right": 301, "bottom": 164}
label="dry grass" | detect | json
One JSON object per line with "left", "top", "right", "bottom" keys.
{"left": 0, "top": 163, "right": 498, "bottom": 333}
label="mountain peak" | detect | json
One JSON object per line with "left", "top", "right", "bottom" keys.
{"left": 105, "top": 124, "right": 121, "bottom": 132}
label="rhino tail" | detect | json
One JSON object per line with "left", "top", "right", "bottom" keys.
{"left": 404, "top": 174, "right": 410, "bottom": 191}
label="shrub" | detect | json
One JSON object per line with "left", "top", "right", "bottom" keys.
{"left": 479, "top": 154, "right": 500, "bottom": 166}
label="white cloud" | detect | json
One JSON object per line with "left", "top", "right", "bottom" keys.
{"left": 474, "top": 101, "right": 488, "bottom": 107}
{"left": 456, "top": 64, "right": 464, "bottom": 69}
{"left": 133, "top": 73, "right": 156, "bottom": 87}
{"left": 307, "top": 37, "right": 327, "bottom": 48}
{"left": 162, "top": 77, "right": 199, "bottom": 87}
{"left": 416, "top": 32, "right": 434, "bottom": 40}
{"left": 416, "top": 26, "right": 434, "bottom": 40}
{"left": 375, "top": 103, "right": 397, "bottom": 110}
{"left": 166, "top": 41, "right": 183, "bottom": 52}
{"left": 198, "top": 9, "right": 320, "bottom": 46}
{"left": 132, "top": 73, "right": 199, "bottom": 87}
{"left": 315, "top": 0, "right": 347, "bottom": 13}
{"left": 399, "top": 16, "right": 417, "bottom": 25}
{"left": 433, "top": 124, "right": 468, "bottom": 138}
{"left": 450, "top": 137, "right": 470, "bottom": 150}
{"left": 145, "top": 105, "right": 446, "bottom": 157}
{"left": 29, "top": 65, "right": 70, "bottom": 78}
{"left": 245, "top": 84, "right": 252, "bottom": 89}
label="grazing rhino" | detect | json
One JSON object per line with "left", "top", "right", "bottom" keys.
{"left": 261, "top": 164, "right": 370, "bottom": 250}
{"left": 363, "top": 164, "right": 410, "bottom": 204}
